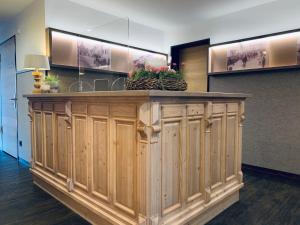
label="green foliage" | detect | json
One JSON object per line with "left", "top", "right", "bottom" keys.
{"left": 129, "top": 67, "right": 183, "bottom": 81}
{"left": 45, "top": 75, "right": 59, "bottom": 82}
{"left": 159, "top": 70, "right": 183, "bottom": 80}
{"left": 44, "top": 75, "right": 59, "bottom": 87}
{"left": 130, "top": 69, "right": 158, "bottom": 81}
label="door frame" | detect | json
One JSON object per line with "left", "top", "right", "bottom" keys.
{"left": 0, "top": 52, "right": 2, "bottom": 152}
{"left": 0, "top": 35, "right": 18, "bottom": 158}
{"left": 170, "top": 38, "right": 211, "bottom": 91}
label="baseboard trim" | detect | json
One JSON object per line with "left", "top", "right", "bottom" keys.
{"left": 18, "top": 157, "right": 30, "bottom": 167}
{"left": 242, "top": 164, "right": 300, "bottom": 182}
{"left": 1, "top": 151, "right": 30, "bottom": 168}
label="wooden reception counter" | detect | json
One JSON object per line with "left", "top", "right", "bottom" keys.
{"left": 25, "top": 90, "right": 248, "bottom": 225}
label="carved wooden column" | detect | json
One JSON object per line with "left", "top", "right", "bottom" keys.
{"left": 28, "top": 101, "right": 35, "bottom": 169}
{"left": 137, "top": 102, "right": 162, "bottom": 225}
{"left": 204, "top": 102, "right": 213, "bottom": 203}
{"left": 64, "top": 100, "right": 73, "bottom": 192}
{"left": 238, "top": 101, "right": 245, "bottom": 183}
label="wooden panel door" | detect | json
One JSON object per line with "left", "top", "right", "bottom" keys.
{"left": 179, "top": 45, "right": 208, "bottom": 92}
{"left": 55, "top": 114, "right": 69, "bottom": 180}
{"left": 186, "top": 116, "right": 204, "bottom": 202}
{"left": 73, "top": 115, "right": 88, "bottom": 192}
{"left": 113, "top": 119, "right": 137, "bottom": 216}
{"left": 34, "top": 112, "right": 43, "bottom": 167}
{"left": 210, "top": 104, "right": 226, "bottom": 191}
{"left": 43, "top": 112, "right": 54, "bottom": 172}
{"left": 90, "top": 116, "right": 109, "bottom": 202}
{"left": 161, "top": 119, "right": 182, "bottom": 215}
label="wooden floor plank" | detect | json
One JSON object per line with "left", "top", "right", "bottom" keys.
{"left": 0, "top": 151, "right": 299, "bottom": 225}
{"left": 0, "top": 152, "right": 90, "bottom": 225}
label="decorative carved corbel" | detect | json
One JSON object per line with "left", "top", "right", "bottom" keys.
{"left": 239, "top": 101, "right": 245, "bottom": 125}
{"left": 65, "top": 101, "right": 72, "bottom": 129}
{"left": 205, "top": 116, "right": 213, "bottom": 128}
{"left": 28, "top": 101, "right": 33, "bottom": 121}
{"left": 205, "top": 102, "right": 213, "bottom": 129}
{"left": 137, "top": 120, "right": 148, "bottom": 140}
{"left": 240, "top": 113, "right": 245, "bottom": 124}
{"left": 150, "top": 103, "right": 161, "bottom": 144}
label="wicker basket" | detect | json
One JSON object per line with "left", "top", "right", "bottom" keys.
{"left": 126, "top": 77, "right": 187, "bottom": 91}
{"left": 126, "top": 78, "right": 162, "bottom": 90}
{"left": 161, "top": 78, "right": 187, "bottom": 91}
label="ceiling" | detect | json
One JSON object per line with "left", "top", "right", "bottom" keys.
{"left": 69, "top": 0, "right": 278, "bottom": 30}
{"left": 0, "top": 0, "right": 35, "bottom": 22}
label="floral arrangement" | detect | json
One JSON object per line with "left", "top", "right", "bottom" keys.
{"left": 126, "top": 66, "right": 187, "bottom": 91}
{"left": 129, "top": 66, "right": 183, "bottom": 81}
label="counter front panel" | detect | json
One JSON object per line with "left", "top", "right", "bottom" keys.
{"left": 26, "top": 91, "right": 247, "bottom": 225}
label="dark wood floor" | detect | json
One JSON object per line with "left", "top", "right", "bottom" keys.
{"left": 0, "top": 152, "right": 299, "bottom": 225}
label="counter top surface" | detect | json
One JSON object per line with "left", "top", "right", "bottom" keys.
{"left": 24, "top": 90, "right": 249, "bottom": 99}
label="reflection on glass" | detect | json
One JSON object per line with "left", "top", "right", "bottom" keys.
{"left": 49, "top": 17, "right": 167, "bottom": 92}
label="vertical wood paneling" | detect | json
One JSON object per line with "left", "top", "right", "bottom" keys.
{"left": 34, "top": 112, "right": 43, "bottom": 166}
{"left": 161, "top": 120, "right": 182, "bottom": 215}
{"left": 27, "top": 98, "right": 246, "bottom": 225}
{"left": 114, "top": 119, "right": 136, "bottom": 215}
{"left": 210, "top": 117, "right": 222, "bottom": 187}
{"left": 73, "top": 116, "right": 88, "bottom": 191}
{"left": 56, "top": 114, "right": 68, "bottom": 179}
{"left": 226, "top": 115, "right": 237, "bottom": 180}
{"left": 43, "top": 112, "right": 54, "bottom": 171}
{"left": 91, "top": 117, "right": 109, "bottom": 201}
{"left": 179, "top": 45, "right": 209, "bottom": 91}
{"left": 187, "top": 118, "right": 203, "bottom": 202}
{"left": 210, "top": 104, "right": 226, "bottom": 191}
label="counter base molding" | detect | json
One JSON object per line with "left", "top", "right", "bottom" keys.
{"left": 26, "top": 91, "right": 248, "bottom": 225}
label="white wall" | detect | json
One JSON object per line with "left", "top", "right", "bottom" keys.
{"left": 45, "top": 0, "right": 166, "bottom": 53}
{"left": 166, "top": 0, "right": 300, "bottom": 48}
{"left": 17, "top": 0, "right": 46, "bottom": 163}
{"left": 0, "top": 21, "right": 16, "bottom": 44}
{"left": 0, "top": 0, "right": 46, "bottom": 163}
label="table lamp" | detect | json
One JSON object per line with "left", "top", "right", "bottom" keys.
{"left": 24, "top": 54, "right": 50, "bottom": 93}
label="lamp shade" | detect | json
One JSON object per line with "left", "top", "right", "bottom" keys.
{"left": 24, "top": 54, "right": 50, "bottom": 70}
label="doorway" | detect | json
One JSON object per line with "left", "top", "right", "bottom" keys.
{"left": 0, "top": 37, "right": 18, "bottom": 158}
{"left": 171, "top": 39, "right": 210, "bottom": 92}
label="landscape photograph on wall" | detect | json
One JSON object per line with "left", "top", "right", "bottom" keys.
{"left": 78, "top": 38, "right": 111, "bottom": 70}
{"left": 130, "top": 48, "right": 167, "bottom": 70}
{"left": 227, "top": 41, "right": 268, "bottom": 71}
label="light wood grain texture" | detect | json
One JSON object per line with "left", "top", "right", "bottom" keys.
{"left": 27, "top": 92, "right": 247, "bottom": 225}
{"left": 73, "top": 115, "right": 88, "bottom": 191}
{"left": 114, "top": 119, "right": 137, "bottom": 216}
{"left": 180, "top": 45, "right": 209, "bottom": 92}
{"left": 43, "top": 112, "right": 54, "bottom": 172}
{"left": 90, "top": 116, "right": 109, "bottom": 201}
{"left": 161, "top": 119, "right": 182, "bottom": 215}
{"left": 55, "top": 114, "right": 69, "bottom": 180}
{"left": 34, "top": 112, "right": 43, "bottom": 167}
{"left": 186, "top": 116, "right": 204, "bottom": 202}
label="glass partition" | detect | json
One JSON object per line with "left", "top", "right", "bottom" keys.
{"left": 48, "top": 15, "right": 168, "bottom": 92}
{"left": 76, "top": 17, "right": 130, "bottom": 92}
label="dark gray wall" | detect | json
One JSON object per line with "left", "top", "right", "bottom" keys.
{"left": 209, "top": 69, "right": 300, "bottom": 175}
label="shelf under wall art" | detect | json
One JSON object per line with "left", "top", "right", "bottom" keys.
{"left": 48, "top": 28, "right": 167, "bottom": 74}
{"left": 209, "top": 30, "right": 300, "bottom": 74}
